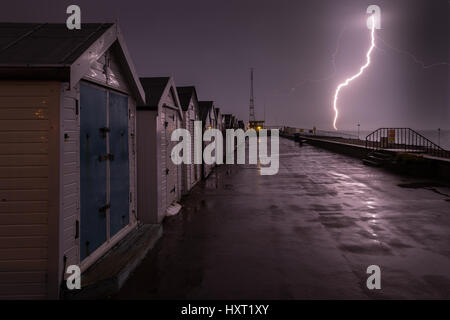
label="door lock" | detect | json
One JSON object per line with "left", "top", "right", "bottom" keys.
{"left": 99, "top": 204, "right": 110, "bottom": 217}
{"left": 98, "top": 153, "right": 114, "bottom": 162}
{"left": 99, "top": 127, "right": 110, "bottom": 138}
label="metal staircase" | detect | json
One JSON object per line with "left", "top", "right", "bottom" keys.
{"left": 365, "top": 128, "right": 449, "bottom": 159}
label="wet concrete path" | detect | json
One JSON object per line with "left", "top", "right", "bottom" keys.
{"left": 117, "top": 138, "right": 450, "bottom": 299}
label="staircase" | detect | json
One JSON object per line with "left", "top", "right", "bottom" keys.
{"left": 365, "top": 128, "right": 450, "bottom": 159}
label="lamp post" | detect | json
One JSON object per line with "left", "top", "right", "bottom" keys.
{"left": 438, "top": 128, "right": 441, "bottom": 147}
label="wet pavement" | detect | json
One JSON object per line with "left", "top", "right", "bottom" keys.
{"left": 116, "top": 138, "right": 450, "bottom": 299}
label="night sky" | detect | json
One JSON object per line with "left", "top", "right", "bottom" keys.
{"left": 1, "top": 0, "right": 448, "bottom": 131}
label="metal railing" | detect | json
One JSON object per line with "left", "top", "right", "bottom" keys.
{"left": 365, "top": 128, "right": 450, "bottom": 158}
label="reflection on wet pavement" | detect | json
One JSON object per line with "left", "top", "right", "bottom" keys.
{"left": 117, "top": 138, "right": 450, "bottom": 299}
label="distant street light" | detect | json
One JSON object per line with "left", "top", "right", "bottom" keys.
{"left": 357, "top": 123, "right": 360, "bottom": 140}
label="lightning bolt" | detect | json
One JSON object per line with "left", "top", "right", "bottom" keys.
{"left": 333, "top": 15, "right": 376, "bottom": 130}
{"left": 376, "top": 35, "right": 449, "bottom": 69}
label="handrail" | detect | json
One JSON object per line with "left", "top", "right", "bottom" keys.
{"left": 365, "top": 128, "right": 450, "bottom": 158}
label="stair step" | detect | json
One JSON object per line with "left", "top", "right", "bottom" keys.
{"left": 367, "top": 155, "right": 387, "bottom": 162}
{"left": 372, "top": 152, "right": 393, "bottom": 159}
{"left": 362, "top": 158, "right": 382, "bottom": 167}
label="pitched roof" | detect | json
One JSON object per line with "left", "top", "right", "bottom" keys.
{"left": 176, "top": 86, "right": 198, "bottom": 111}
{"left": 140, "top": 77, "right": 170, "bottom": 107}
{"left": 0, "top": 23, "right": 113, "bottom": 65}
{"left": 223, "top": 114, "right": 233, "bottom": 128}
{"left": 198, "top": 101, "right": 214, "bottom": 123}
{"left": 0, "top": 23, "right": 145, "bottom": 104}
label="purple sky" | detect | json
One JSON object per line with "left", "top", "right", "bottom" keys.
{"left": 1, "top": 0, "right": 448, "bottom": 131}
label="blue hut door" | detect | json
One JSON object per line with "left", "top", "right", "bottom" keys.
{"left": 80, "top": 83, "right": 107, "bottom": 260}
{"left": 109, "top": 92, "right": 129, "bottom": 237}
{"left": 80, "top": 83, "right": 130, "bottom": 261}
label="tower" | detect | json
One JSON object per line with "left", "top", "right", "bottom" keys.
{"left": 249, "top": 68, "right": 255, "bottom": 122}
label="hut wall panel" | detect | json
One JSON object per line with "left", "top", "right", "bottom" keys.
{"left": 0, "top": 81, "right": 60, "bottom": 299}
{"left": 176, "top": 114, "right": 182, "bottom": 200}
{"left": 137, "top": 110, "right": 158, "bottom": 223}
{"left": 159, "top": 111, "right": 167, "bottom": 218}
{"left": 181, "top": 111, "right": 191, "bottom": 195}
{"left": 60, "top": 85, "right": 80, "bottom": 279}
{"left": 128, "top": 98, "right": 137, "bottom": 225}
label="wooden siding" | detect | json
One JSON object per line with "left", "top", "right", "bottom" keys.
{"left": 182, "top": 101, "right": 201, "bottom": 194}
{"left": 60, "top": 83, "right": 80, "bottom": 275}
{"left": 0, "top": 81, "right": 60, "bottom": 299}
{"left": 161, "top": 90, "right": 182, "bottom": 209}
{"left": 136, "top": 110, "right": 159, "bottom": 223}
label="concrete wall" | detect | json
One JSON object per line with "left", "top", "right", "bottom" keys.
{"left": 299, "top": 136, "right": 450, "bottom": 181}
{"left": 301, "top": 137, "right": 370, "bottom": 159}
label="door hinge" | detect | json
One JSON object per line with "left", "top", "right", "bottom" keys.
{"left": 98, "top": 153, "right": 114, "bottom": 162}
{"left": 75, "top": 100, "right": 79, "bottom": 115}
{"left": 166, "top": 168, "right": 169, "bottom": 175}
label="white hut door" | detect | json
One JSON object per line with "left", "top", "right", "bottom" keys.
{"left": 165, "top": 108, "right": 177, "bottom": 206}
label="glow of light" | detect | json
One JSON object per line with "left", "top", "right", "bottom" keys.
{"left": 332, "top": 15, "right": 376, "bottom": 130}
{"left": 290, "top": 25, "right": 348, "bottom": 91}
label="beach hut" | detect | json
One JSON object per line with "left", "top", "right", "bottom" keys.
{"left": 214, "top": 107, "right": 226, "bottom": 164}
{"left": 137, "top": 77, "right": 183, "bottom": 224}
{"left": 0, "top": 23, "right": 145, "bottom": 298}
{"left": 176, "top": 86, "right": 201, "bottom": 195}
{"left": 198, "top": 101, "right": 217, "bottom": 178}
{"left": 214, "top": 107, "right": 223, "bottom": 133}
{"left": 223, "top": 114, "right": 233, "bottom": 129}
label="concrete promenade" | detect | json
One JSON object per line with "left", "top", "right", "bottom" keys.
{"left": 116, "top": 138, "right": 450, "bottom": 299}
